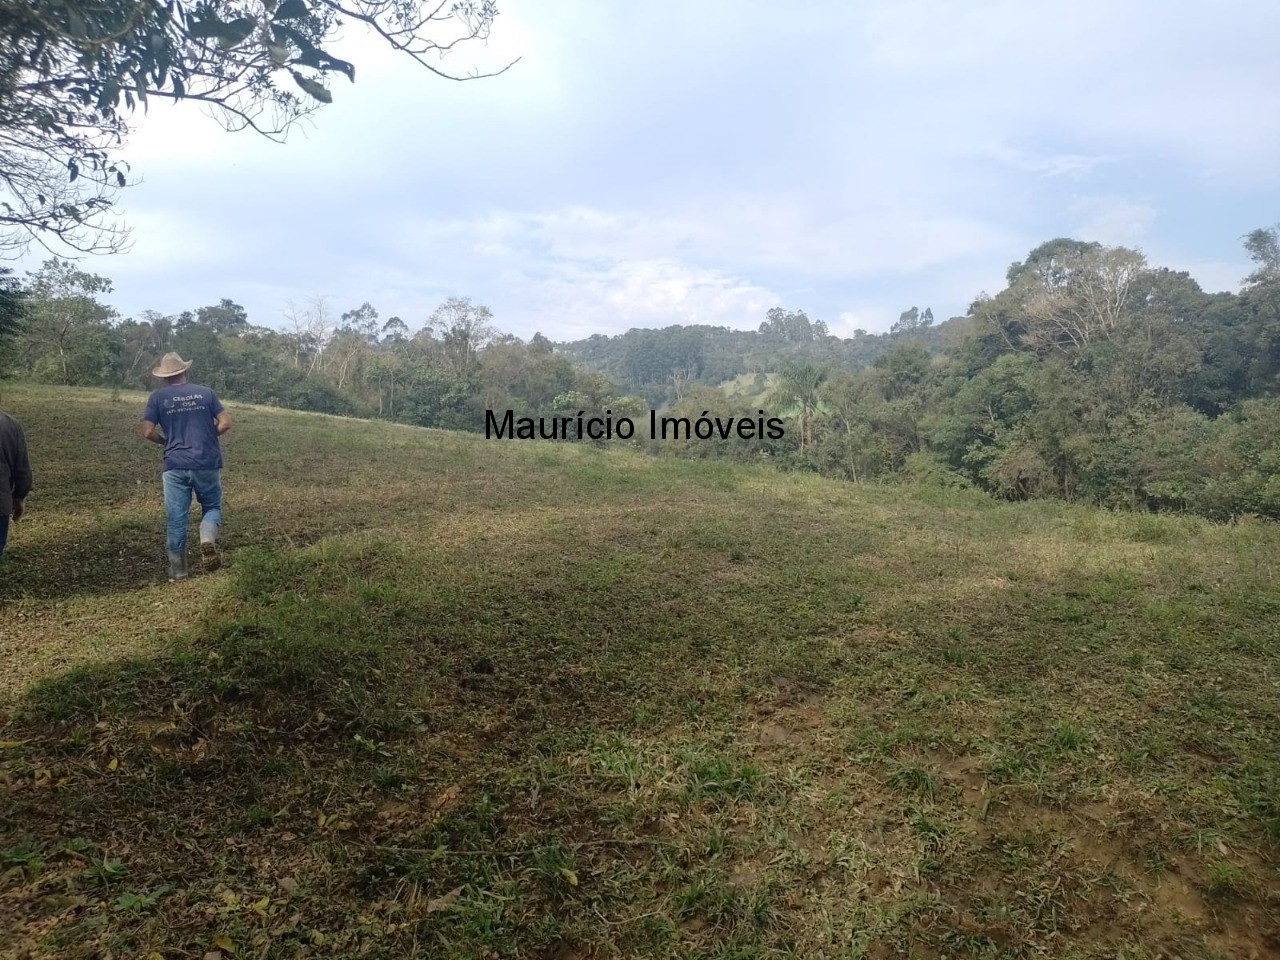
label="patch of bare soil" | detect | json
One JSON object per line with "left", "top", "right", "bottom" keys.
{"left": 753, "top": 692, "right": 826, "bottom": 749}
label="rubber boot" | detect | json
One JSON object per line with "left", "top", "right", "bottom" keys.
{"left": 200, "top": 518, "right": 222, "bottom": 571}
{"left": 200, "top": 540, "right": 222, "bottom": 572}
{"left": 167, "top": 551, "right": 188, "bottom": 581}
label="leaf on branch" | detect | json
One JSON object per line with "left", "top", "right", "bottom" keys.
{"left": 324, "top": 55, "right": 355, "bottom": 82}
{"left": 273, "top": 0, "right": 311, "bottom": 22}
{"left": 97, "top": 79, "right": 119, "bottom": 111}
{"left": 272, "top": 23, "right": 316, "bottom": 56}
{"left": 291, "top": 72, "right": 332, "bottom": 103}
{"left": 68, "top": 159, "right": 79, "bottom": 183}
{"left": 187, "top": 15, "right": 226, "bottom": 40}
{"left": 292, "top": 47, "right": 323, "bottom": 69}
{"left": 291, "top": 46, "right": 355, "bottom": 81}
{"left": 218, "top": 18, "right": 258, "bottom": 50}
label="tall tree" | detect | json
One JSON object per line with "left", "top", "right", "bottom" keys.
{"left": 772, "top": 361, "right": 828, "bottom": 453}
{"left": 21, "top": 257, "right": 116, "bottom": 382}
{"left": 114, "top": 309, "right": 173, "bottom": 385}
{"left": 759, "top": 307, "right": 818, "bottom": 343}
{"left": 283, "top": 295, "right": 333, "bottom": 374}
{"left": 1243, "top": 226, "right": 1280, "bottom": 286}
{"left": 381, "top": 316, "right": 409, "bottom": 344}
{"left": 1240, "top": 225, "right": 1280, "bottom": 393}
{"left": 340, "top": 301, "right": 380, "bottom": 342}
{"left": 892, "top": 306, "right": 920, "bottom": 334}
{"left": 0, "top": 267, "right": 25, "bottom": 368}
{"left": 977, "top": 240, "right": 1146, "bottom": 354}
{"left": 194, "top": 298, "right": 249, "bottom": 335}
{"left": 1020, "top": 246, "right": 1145, "bottom": 352}
{"left": 428, "top": 296, "right": 494, "bottom": 381}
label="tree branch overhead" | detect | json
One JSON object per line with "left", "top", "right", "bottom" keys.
{"left": 0, "top": 0, "right": 515, "bottom": 254}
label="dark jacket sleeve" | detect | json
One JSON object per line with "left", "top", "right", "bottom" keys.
{"left": 11, "top": 421, "right": 31, "bottom": 500}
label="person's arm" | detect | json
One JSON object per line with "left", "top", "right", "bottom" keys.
{"left": 141, "top": 420, "right": 166, "bottom": 445}
{"left": 141, "top": 395, "right": 164, "bottom": 446}
{"left": 211, "top": 393, "right": 232, "bottom": 436}
{"left": 12, "top": 423, "right": 31, "bottom": 521}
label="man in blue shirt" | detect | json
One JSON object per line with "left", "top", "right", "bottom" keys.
{"left": 141, "top": 352, "right": 233, "bottom": 581}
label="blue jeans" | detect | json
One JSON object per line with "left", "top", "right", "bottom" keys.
{"left": 162, "top": 469, "right": 223, "bottom": 554}
{"left": 0, "top": 514, "right": 8, "bottom": 559}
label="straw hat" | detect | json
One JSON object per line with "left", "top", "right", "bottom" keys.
{"left": 152, "top": 352, "right": 193, "bottom": 378}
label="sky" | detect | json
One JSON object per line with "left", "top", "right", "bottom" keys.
{"left": 19, "top": 0, "right": 1280, "bottom": 340}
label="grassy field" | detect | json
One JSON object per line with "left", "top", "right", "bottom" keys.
{"left": 1, "top": 381, "right": 1278, "bottom": 960}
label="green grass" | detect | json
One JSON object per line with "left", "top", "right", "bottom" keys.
{"left": 1, "top": 381, "right": 1279, "bottom": 958}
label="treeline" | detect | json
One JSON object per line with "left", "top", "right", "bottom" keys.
{"left": 659, "top": 231, "right": 1279, "bottom": 520}
{"left": 0, "top": 260, "right": 943, "bottom": 438}
{"left": 1, "top": 226, "right": 1277, "bottom": 520}
{"left": 559, "top": 305, "right": 957, "bottom": 407}
{"left": 0, "top": 264, "right": 643, "bottom": 432}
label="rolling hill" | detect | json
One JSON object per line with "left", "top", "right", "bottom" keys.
{"left": 1, "top": 382, "right": 1278, "bottom": 958}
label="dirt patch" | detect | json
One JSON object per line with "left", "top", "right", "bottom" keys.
{"left": 753, "top": 692, "right": 827, "bottom": 752}
{"left": 728, "top": 861, "right": 763, "bottom": 889}
{"left": 937, "top": 753, "right": 988, "bottom": 804}
{"left": 758, "top": 722, "right": 800, "bottom": 747}
{"left": 374, "top": 784, "right": 462, "bottom": 835}
{"left": 1150, "top": 874, "right": 1210, "bottom": 924}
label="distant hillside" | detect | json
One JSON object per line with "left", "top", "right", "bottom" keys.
{"left": 556, "top": 314, "right": 965, "bottom": 406}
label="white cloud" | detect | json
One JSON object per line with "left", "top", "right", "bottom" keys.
{"left": 980, "top": 145, "right": 1116, "bottom": 180}
{"left": 834, "top": 309, "right": 890, "bottom": 337}
{"left": 23, "top": 0, "right": 1275, "bottom": 343}
{"left": 1170, "top": 259, "right": 1246, "bottom": 295}
{"left": 361, "top": 201, "right": 1021, "bottom": 336}
{"left": 522, "top": 258, "right": 780, "bottom": 338}
{"left": 1069, "top": 196, "right": 1159, "bottom": 247}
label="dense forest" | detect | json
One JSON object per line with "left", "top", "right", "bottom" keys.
{"left": 558, "top": 305, "right": 957, "bottom": 407}
{"left": 1, "top": 226, "right": 1277, "bottom": 519}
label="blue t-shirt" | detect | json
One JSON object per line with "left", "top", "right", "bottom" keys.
{"left": 143, "top": 384, "right": 225, "bottom": 471}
